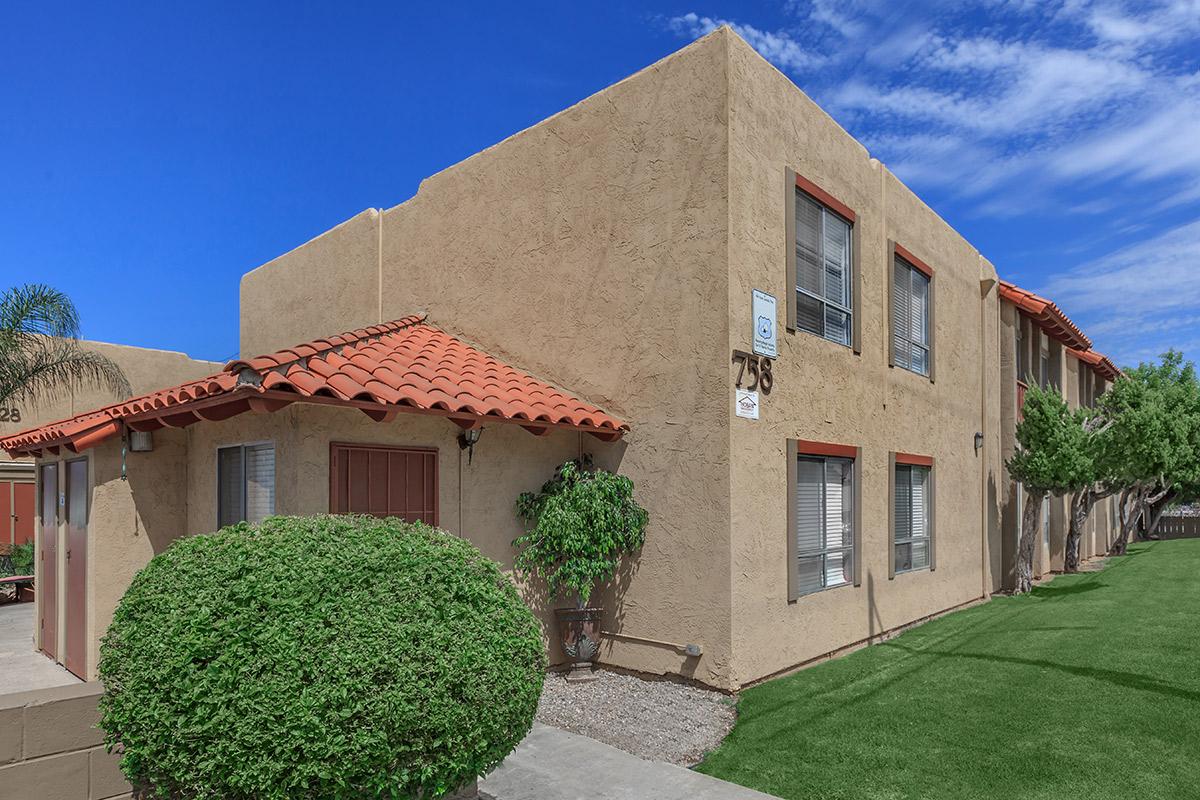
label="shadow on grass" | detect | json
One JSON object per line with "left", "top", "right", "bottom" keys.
{"left": 1031, "top": 581, "right": 1105, "bottom": 598}
{"left": 883, "top": 641, "right": 1200, "bottom": 704}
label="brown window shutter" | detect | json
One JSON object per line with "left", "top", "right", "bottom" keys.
{"left": 853, "top": 447, "right": 863, "bottom": 586}
{"left": 852, "top": 226, "right": 862, "bottom": 355}
{"left": 786, "top": 438, "right": 799, "bottom": 602}
{"left": 887, "top": 240, "right": 897, "bottom": 368}
{"left": 929, "top": 458, "right": 937, "bottom": 571}
{"left": 785, "top": 169, "right": 797, "bottom": 333}
{"left": 928, "top": 273, "right": 936, "bottom": 384}
{"left": 888, "top": 451, "right": 897, "bottom": 579}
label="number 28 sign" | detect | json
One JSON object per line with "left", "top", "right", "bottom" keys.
{"left": 732, "top": 350, "right": 773, "bottom": 395}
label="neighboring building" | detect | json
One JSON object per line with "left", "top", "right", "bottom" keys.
{"left": 0, "top": 343, "right": 219, "bottom": 554}
{"left": 0, "top": 29, "right": 1126, "bottom": 690}
{"left": 997, "top": 283, "right": 1121, "bottom": 588}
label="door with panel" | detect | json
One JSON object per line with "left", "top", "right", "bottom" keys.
{"left": 64, "top": 458, "right": 88, "bottom": 678}
{"left": 39, "top": 463, "right": 58, "bottom": 659}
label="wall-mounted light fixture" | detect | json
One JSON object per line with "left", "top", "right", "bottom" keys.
{"left": 130, "top": 431, "right": 154, "bottom": 452}
{"left": 458, "top": 427, "right": 483, "bottom": 464}
{"left": 974, "top": 431, "right": 984, "bottom": 452}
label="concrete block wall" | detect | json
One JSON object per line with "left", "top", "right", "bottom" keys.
{"left": 0, "top": 683, "right": 131, "bottom": 800}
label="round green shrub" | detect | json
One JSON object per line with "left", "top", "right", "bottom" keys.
{"left": 99, "top": 515, "right": 545, "bottom": 800}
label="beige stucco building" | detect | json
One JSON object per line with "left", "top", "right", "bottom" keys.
{"left": 2, "top": 28, "right": 1121, "bottom": 690}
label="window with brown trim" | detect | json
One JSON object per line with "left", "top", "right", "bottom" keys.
{"left": 891, "top": 250, "right": 932, "bottom": 377}
{"left": 890, "top": 453, "right": 936, "bottom": 577}
{"left": 787, "top": 439, "right": 860, "bottom": 600}
{"left": 787, "top": 173, "right": 857, "bottom": 350}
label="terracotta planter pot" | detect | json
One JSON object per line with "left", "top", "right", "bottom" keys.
{"left": 554, "top": 606, "right": 602, "bottom": 679}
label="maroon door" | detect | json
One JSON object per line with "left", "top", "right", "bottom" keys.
{"left": 64, "top": 459, "right": 88, "bottom": 678}
{"left": 13, "top": 479, "right": 34, "bottom": 546}
{"left": 0, "top": 481, "right": 10, "bottom": 546}
{"left": 39, "top": 464, "right": 58, "bottom": 660}
{"left": 329, "top": 444, "right": 438, "bottom": 525}
{"left": 13, "top": 482, "right": 34, "bottom": 546}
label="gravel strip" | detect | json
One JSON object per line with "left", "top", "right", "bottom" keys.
{"left": 535, "top": 669, "right": 737, "bottom": 767}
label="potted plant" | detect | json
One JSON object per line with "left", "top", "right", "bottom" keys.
{"left": 514, "top": 458, "right": 648, "bottom": 679}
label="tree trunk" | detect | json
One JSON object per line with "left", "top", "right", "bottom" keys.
{"left": 1065, "top": 490, "right": 1095, "bottom": 573}
{"left": 1111, "top": 486, "right": 1147, "bottom": 555}
{"left": 1145, "top": 489, "right": 1176, "bottom": 539}
{"left": 1015, "top": 488, "right": 1046, "bottom": 594}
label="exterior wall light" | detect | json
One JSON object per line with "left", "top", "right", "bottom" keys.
{"left": 130, "top": 431, "right": 154, "bottom": 452}
{"left": 458, "top": 427, "right": 482, "bottom": 464}
{"left": 974, "top": 431, "right": 984, "bottom": 452}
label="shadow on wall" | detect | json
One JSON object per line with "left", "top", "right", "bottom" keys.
{"left": 987, "top": 473, "right": 1002, "bottom": 592}
{"left": 124, "top": 431, "right": 191, "bottom": 557}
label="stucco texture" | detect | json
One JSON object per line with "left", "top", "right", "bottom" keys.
{"left": 241, "top": 31, "right": 734, "bottom": 686}
{"left": 724, "top": 33, "right": 1004, "bottom": 686}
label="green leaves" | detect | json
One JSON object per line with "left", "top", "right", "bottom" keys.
{"left": 98, "top": 515, "right": 545, "bottom": 800}
{"left": 1009, "top": 383, "right": 1094, "bottom": 495}
{"left": 0, "top": 283, "right": 131, "bottom": 406}
{"left": 8, "top": 542, "right": 33, "bottom": 576}
{"left": 513, "top": 460, "right": 648, "bottom": 605}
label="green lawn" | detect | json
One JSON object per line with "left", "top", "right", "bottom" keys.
{"left": 698, "top": 540, "right": 1200, "bottom": 800}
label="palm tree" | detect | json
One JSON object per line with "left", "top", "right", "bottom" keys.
{"left": 0, "top": 284, "right": 131, "bottom": 408}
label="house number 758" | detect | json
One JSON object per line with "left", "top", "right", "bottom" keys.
{"left": 732, "top": 350, "right": 773, "bottom": 394}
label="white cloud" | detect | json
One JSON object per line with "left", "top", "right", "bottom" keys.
{"left": 665, "top": 13, "right": 822, "bottom": 72}
{"left": 1038, "top": 219, "right": 1200, "bottom": 364}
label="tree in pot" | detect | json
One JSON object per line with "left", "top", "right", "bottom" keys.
{"left": 514, "top": 459, "right": 648, "bottom": 678}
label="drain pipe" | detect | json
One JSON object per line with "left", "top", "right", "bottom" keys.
{"left": 600, "top": 630, "right": 702, "bottom": 658}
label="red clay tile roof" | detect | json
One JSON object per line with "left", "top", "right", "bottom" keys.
{"left": 999, "top": 280, "right": 1092, "bottom": 351}
{"left": 1068, "top": 347, "right": 1121, "bottom": 382}
{"left": 0, "top": 316, "right": 627, "bottom": 456}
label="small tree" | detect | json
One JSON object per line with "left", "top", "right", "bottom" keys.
{"left": 1063, "top": 406, "right": 1112, "bottom": 573}
{"left": 514, "top": 459, "right": 648, "bottom": 607}
{"left": 1008, "top": 384, "right": 1091, "bottom": 593}
{"left": 1098, "top": 351, "right": 1200, "bottom": 554}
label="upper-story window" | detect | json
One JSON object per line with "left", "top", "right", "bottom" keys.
{"left": 1040, "top": 339, "right": 1051, "bottom": 388}
{"left": 1016, "top": 323, "right": 1027, "bottom": 383}
{"left": 794, "top": 187, "right": 853, "bottom": 347}
{"left": 892, "top": 250, "right": 932, "bottom": 376}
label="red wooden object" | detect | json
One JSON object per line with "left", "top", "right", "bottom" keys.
{"left": 39, "top": 464, "right": 58, "bottom": 660}
{"left": 329, "top": 443, "right": 438, "bottom": 526}
{"left": 64, "top": 458, "right": 88, "bottom": 678}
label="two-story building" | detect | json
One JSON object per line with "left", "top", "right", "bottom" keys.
{"left": 1, "top": 28, "right": 1124, "bottom": 690}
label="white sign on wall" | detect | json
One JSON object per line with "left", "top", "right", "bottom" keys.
{"left": 751, "top": 289, "right": 777, "bottom": 358}
{"left": 735, "top": 388, "right": 760, "bottom": 420}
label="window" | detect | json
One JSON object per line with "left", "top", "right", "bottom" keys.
{"left": 794, "top": 455, "right": 854, "bottom": 595}
{"left": 1016, "top": 322, "right": 1027, "bottom": 383}
{"left": 1040, "top": 339, "right": 1051, "bottom": 388}
{"left": 894, "top": 463, "right": 931, "bottom": 573}
{"left": 892, "top": 254, "right": 931, "bottom": 376}
{"left": 794, "top": 188, "right": 853, "bottom": 346}
{"left": 218, "top": 443, "right": 275, "bottom": 527}
{"left": 1042, "top": 494, "right": 1051, "bottom": 548}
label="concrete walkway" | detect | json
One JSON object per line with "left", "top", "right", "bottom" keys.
{"left": 0, "top": 602, "right": 79, "bottom": 693}
{"left": 480, "top": 724, "right": 783, "bottom": 800}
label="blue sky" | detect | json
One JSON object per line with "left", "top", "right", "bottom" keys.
{"left": 3, "top": 2, "right": 1198, "bottom": 366}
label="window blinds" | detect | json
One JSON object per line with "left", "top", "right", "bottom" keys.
{"left": 894, "top": 464, "right": 930, "bottom": 572}
{"left": 796, "top": 455, "right": 854, "bottom": 595}
{"left": 795, "top": 190, "right": 852, "bottom": 346}
{"left": 244, "top": 444, "right": 275, "bottom": 524}
{"left": 892, "top": 256, "right": 930, "bottom": 375}
{"left": 218, "top": 443, "right": 275, "bottom": 527}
